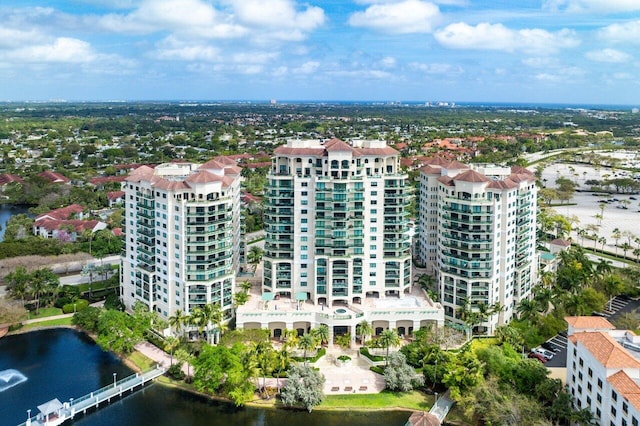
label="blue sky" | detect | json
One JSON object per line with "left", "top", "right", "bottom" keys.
{"left": 1, "top": 0, "right": 639, "bottom": 104}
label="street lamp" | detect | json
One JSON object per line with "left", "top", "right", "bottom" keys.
{"left": 113, "top": 372, "right": 117, "bottom": 388}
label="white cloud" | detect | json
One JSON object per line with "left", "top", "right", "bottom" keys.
{"left": 409, "top": 62, "right": 463, "bottom": 74}
{"left": 378, "top": 57, "right": 397, "bottom": 69}
{"left": 0, "top": 28, "right": 45, "bottom": 49}
{"left": 612, "top": 72, "right": 633, "bottom": 80}
{"left": 585, "top": 48, "right": 631, "bottom": 63}
{"left": 230, "top": 0, "right": 325, "bottom": 33}
{"left": 434, "top": 22, "right": 579, "bottom": 54}
{"left": 3, "top": 38, "right": 96, "bottom": 63}
{"left": 294, "top": 61, "right": 320, "bottom": 74}
{"left": 535, "top": 66, "right": 585, "bottom": 82}
{"left": 98, "top": 0, "right": 246, "bottom": 38}
{"left": 349, "top": 0, "right": 441, "bottom": 34}
{"left": 598, "top": 20, "right": 640, "bottom": 45}
{"left": 522, "top": 57, "right": 561, "bottom": 68}
{"left": 543, "top": 0, "right": 640, "bottom": 13}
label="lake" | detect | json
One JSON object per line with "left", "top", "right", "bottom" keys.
{"left": 0, "top": 329, "right": 410, "bottom": 426}
{"left": 0, "top": 204, "right": 31, "bottom": 242}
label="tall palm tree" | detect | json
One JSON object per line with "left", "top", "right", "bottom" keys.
{"left": 275, "top": 348, "right": 291, "bottom": 392}
{"left": 253, "top": 341, "right": 275, "bottom": 395}
{"left": 379, "top": 329, "right": 400, "bottom": 366}
{"left": 203, "top": 303, "right": 223, "bottom": 344}
{"left": 297, "top": 334, "right": 317, "bottom": 364}
{"left": 516, "top": 298, "right": 541, "bottom": 324}
{"left": 29, "top": 268, "right": 59, "bottom": 315}
{"left": 247, "top": 246, "right": 264, "bottom": 274}
{"left": 311, "top": 324, "right": 330, "bottom": 346}
{"left": 356, "top": 320, "right": 373, "bottom": 345}
{"left": 164, "top": 336, "right": 179, "bottom": 365}
{"left": 612, "top": 228, "right": 622, "bottom": 255}
{"left": 168, "top": 309, "right": 187, "bottom": 338}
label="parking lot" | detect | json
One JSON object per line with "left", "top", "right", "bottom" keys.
{"left": 538, "top": 295, "right": 637, "bottom": 368}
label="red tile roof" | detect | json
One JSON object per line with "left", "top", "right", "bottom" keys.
{"left": 36, "top": 204, "right": 84, "bottom": 221}
{"left": 569, "top": 331, "right": 640, "bottom": 369}
{"left": 453, "top": 169, "right": 491, "bottom": 183}
{"left": 608, "top": 371, "right": 640, "bottom": 412}
{"left": 0, "top": 173, "right": 24, "bottom": 185}
{"left": 37, "top": 171, "right": 69, "bottom": 183}
{"left": 106, "top": 191, "right": 125, "bottom": 201}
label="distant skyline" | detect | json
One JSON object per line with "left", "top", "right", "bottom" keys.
{"left": 1, "top": 1, "right": 639, "bottom": 105}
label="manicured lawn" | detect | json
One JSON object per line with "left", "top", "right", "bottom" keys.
{"left": 21, "top": 317, "right": 73, "bottom": 330}
{"left": 28, "top": 307, "right": 63, "bottom": 319}
{"left": 127, "top": 351, "right": 156, "bottom": 371}
{"left": 320, "top": 390, "right": 431, "bottom": 411}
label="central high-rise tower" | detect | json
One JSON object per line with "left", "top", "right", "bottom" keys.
{"left": 263, "top": 138, "right": 412, "bottom": 307}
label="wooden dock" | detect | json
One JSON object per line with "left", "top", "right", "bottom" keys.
{"left": 17, "top": 365, "right": 165, "bottom": 426}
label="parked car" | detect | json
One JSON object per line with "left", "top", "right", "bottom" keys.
{"left": 532, "top": 347, "right": 554, "bottom": 359}
{"left": 541, "top": 342, "right": 560, "bottom": 353}
{"left": 528, "top": 352, "right": 547, "bottom": 363}
{"left": 559, "top": 330, "right": 568, "bottom": 338}
{"left": 592, "top": 311, "right": 608, "bottom": 317}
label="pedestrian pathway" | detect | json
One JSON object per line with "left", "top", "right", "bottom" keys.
{"left": 134, "top": 341, "right": 191, "bottom": 376}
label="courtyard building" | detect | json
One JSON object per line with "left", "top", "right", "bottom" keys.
{"left": 417, "top": 159, "right": 538, "bottom": 333}
{"left": 120, "top": 158, "right": 242, "bottom": 324}
{"left": 237, "top": 139, "right": 443, "bottom": 342}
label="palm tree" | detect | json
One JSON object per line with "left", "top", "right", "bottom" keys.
{"left": 516, "top": 298, "right": 541, "bottom": 324}
{"left": 282, "top": 328, "right": 299, "bottom": 349}
{"left": 247, "top": 246, "right": 264, "bottom": 274}
{"left": 233, "top": 291, "right": 249, "bottom": 309}
{"left": 252, "top": 340, "right": 275, "bottom": 395}
{"left": 29, "top": 268, "right": 59, "bottom": 315}
{"left": 275, "top": 348, "right": 291, "bottom": 392}
{"left": 612, "top": 228, "right": 621, "bottom": 255}
{"left": 311, "top": 324, "right": 330, "bottom": 346}
{"left": 297, "top": 334, "right": 317, "bottom": 364}
{"left": 203, "top": 303, "right": 223, "bottom": 344}
{"left": 164, "top": 336, "right": 179, "bottom": 365}
{"left": 6, "top": 266, "right": 30, "bottom": 306}
{"left": 379, "top": 329, "right": 400, "bottom": 366}
{"left": 81, "top": 263, "right": 97, "bottom": 300}
{"left": 168, "top": 309, "right": 187, "bottom": 338}
{"left": 533, "top": 286, "right": 553, "bottom": 314}
{"left": 175, "top": 348, "right": 195, "bottom": 380}
{"left": 240, "top": 280, "right": 252, "bottom": 293}
{"left": 356, "top": 320, "right": 373, "bottom": 345}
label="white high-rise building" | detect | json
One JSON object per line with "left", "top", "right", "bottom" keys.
{"left": 236, "top": 139, "right": 444, "bottom": 342}
{"left": 417, "top": 159, "right": 538, "bottom": 333}
{"left": 263, "top": 138, "right": 412, "bottom": 306}
{"left": 120, "top": 158, "right": 242, "bottom": 323}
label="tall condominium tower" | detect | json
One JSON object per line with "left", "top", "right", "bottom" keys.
{"left": 417, "top": 159, "right": 537, "bottom": 333}
{"left": 120, "top": 158, "right": 242, "bottom": 323}
{"left": 263, "top": 138, "right": 412, "bottom": 307}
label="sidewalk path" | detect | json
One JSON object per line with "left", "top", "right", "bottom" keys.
{"left": 134, "top": 341, "right": 191, "bottom": 376}
{"left": 22, "top": 313, "right": 74, "bottom": 325}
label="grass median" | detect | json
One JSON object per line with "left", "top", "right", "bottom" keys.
{"left": 319, "top": 390, "right": 431, "bottom": 411}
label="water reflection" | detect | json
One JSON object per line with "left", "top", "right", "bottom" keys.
{"left": 0, "top": 329, "right": 409, "bottom": 426}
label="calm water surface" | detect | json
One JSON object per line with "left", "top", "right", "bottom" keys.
{"left": 0, "top": 204, "right": 31, "bottom": 242}
{"left": 0, "top": 329, "right": 410, "bottom": 426}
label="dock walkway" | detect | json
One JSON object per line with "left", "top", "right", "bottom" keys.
{"left": 17, "top": 365, "right": 165, "bottom": 426}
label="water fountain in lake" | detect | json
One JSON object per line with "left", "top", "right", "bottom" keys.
{"left": 0, "top": 369, "right": 27, "bottom": 392}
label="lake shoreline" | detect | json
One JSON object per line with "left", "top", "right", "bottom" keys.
{"left": 10, "top": 326, "right": 420, "bottom": 417}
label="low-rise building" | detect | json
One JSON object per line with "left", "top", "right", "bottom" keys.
{"left": 566, "top": 316, "right": 640, "bottom": 425}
